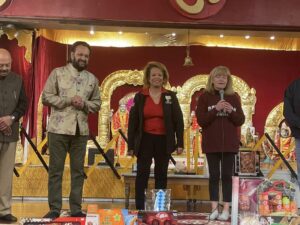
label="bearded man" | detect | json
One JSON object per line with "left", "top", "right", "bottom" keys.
{"left": 42, "top": 41, "right": 101, "bottom": 219}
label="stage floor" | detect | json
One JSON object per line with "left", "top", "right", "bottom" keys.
{"left": 1, "top": 200, "right": 214, "bottom": 225}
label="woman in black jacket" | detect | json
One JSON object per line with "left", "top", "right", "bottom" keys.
{"left": 128, "top": 61, "right": 184, "bottom": 210}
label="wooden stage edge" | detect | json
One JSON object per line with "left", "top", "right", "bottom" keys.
{"left": 12, "top": 166, "right": 210, "bottom": 200}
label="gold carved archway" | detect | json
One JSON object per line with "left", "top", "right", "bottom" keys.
{"left": 264, "top": 102, "right": 284, "bottom": 138}
{"left": 98, "top": 70, "right": 171, "bottom": 147}
{"left": 178, "top": 74, "right": 256, "bottom": 134}
{"left": 37, "top": 72, "right": 256, "bottom": 148}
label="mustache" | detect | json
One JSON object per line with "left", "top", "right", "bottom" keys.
{"left": 77, "top": 59, "right": 87, "bottom": 63}
{"left": 0, "top": 70, "right": 9, "bottom": 73}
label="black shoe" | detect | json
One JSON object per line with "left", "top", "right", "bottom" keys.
{"left": 71, "top": 212, "right": 86, "bottom": 217}
{"left": 43, "top": 211, "right": 60, "bottom": 219}
{"left": 0, "top": 214, "right": 17, "bottom": 222}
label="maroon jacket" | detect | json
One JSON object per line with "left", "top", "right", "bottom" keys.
{"left": 196, "top": 91, "right": 245, "bottom": 153}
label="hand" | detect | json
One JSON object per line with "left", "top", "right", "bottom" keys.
{"left": 215, "top": 100, "right": 226, "bottom": 111}
{"left": 0, "top": 116, "right": 13, "bottom": 131}
{"left": 2, "top": 127, "right": 12, "bottom": 136}
{"left": 71, "top": 95, "right": 84, "bottom": 109}
{"left": 223, "top": 102, "right": 233, "bottom": 113}
{"left": 176, "top": 147, "right": 183, "bottom": 155}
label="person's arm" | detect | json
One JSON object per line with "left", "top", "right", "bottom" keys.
{"left": 227, "top": 94, "right": 245, "bottom": 126}
{"left": 171, "top": 93, "right": 184, "bottom": 150}
{"left": 12, "top": 80, "right": 27, "bottom": 121}
{"left": 82, "top": 78, "right": 101, "bottom": 114}
{"left": 284, "top": 82, "right": 300, "bottom": 128}
{"left": 196, "top": 93, "right": 218, "bottom": 128}
{"left": 127, "top": 94, "right": 139, "bottom": 154}
{"left": 42, "top": 69, "right": 72, "bottom": 109}
{"left": 0, "top": 80, "right": 27, "bottom": 131}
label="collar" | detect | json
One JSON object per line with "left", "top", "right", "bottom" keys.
{"left": 141, "top": 87, "right": 167, "bottom": 95}
{"left": 67, "top": 63, "right": 84, "bottom": 77}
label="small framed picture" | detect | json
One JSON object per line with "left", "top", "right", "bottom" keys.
{"left": 235, "top": 151, "right": 260, "bottom": 176}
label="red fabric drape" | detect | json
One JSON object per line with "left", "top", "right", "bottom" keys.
{"left": 31, "top": 37, "right": 67, "bottom": 137}
{"left": 33, "top": 36, "right": 300, "bottom": 136}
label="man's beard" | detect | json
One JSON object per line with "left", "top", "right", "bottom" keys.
{"left": 72, "top": 59, "right": 88, "bottom": 72}
{"left": 0, "top": 69, "right": 9, "bottom": 77}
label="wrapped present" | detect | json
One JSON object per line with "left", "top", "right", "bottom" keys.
{"left": 137, "top": 211, "right": 177, "bottom": 225}
{"left": 257, "top": 179, "right": 297, "bottom": 216}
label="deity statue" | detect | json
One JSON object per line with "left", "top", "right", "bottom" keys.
{"left": 111, "top": 101, "right": 129, "bottom": 156}
{"left": 277, "top": 120, "right": 295, "bottom": 160}
{"left": 190, "top": 110, "right": 202, "bottom": 156}
{"left": 245, "top": 127, "right": 255, "bottom": 148}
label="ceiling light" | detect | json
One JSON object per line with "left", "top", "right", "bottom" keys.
{"left": 172, "top": 32, "right": 176, "bottom": 37}
{"left": 245, "top": 35, "right": 250, "bottom": 39}
{"left": 118, "top": 31, "right": 123, "bottom": 35}
{"left": 89, "top": 30, "right": 95, "bottom": 35}
{"left": 219, "top": 34, "right": 224, "bottom": 38}
{"left": 270, "top": 36, "right": 275, "bottom": 40}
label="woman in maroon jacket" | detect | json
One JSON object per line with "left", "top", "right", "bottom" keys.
{"left": 196, "top": 66, "right": 245, "bottom": 221}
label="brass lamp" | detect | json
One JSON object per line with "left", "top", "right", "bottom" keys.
{"left": 183, "top": 29, "right": 194, "bottom": 67}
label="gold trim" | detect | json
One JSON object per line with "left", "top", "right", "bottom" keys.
{"left": 1, "top": 30, "right": 33, "bottom": 62}
{"left": 179, "top": 74, "right": 256, "bottom": 135}
{"left": 264, "top": 102, "right": 284, "bottom": 138}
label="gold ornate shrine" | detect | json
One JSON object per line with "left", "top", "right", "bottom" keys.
{"left": 98, "top": 70, "right": 171, "bottom": 148}
{"left": 36, "top": 71, "right": 256, "bottom": 148}
{"left": 177, "top": 74, "right": 256, "bottom": 135}
{"left": 21, "top": 71, "right": 256, "bottom": 199}
{"left": 264, "top": 102, "right": 284, "bottom": 138}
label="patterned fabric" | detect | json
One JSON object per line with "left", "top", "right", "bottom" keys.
{"left": 42, "top": 63, "right": 101, "bottom": 135}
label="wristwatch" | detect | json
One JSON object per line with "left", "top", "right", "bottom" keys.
{"left": 11, "top": 115, "right": 16, "bottom": 121}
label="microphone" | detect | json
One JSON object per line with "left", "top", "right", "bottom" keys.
{"left": 219, "top": 90, "right": 224, "bottom": 100}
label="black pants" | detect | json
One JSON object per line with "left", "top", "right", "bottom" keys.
{"left": 206, "top": 152, "right": 235, "bottom": 203}
{"left": 135, "top": 132, "right": 170, "bottom": 210}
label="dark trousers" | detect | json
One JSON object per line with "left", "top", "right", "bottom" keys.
{"left": 135, "top": 132, "right": 170, "bottom": 210}
{"left": 206, "top": 152, "right": 235, "bottom": 203}
{"left": 48, "top": 132, "right": 88, "bottom": 214}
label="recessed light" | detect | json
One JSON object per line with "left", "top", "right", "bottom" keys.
{"left": 118, "top": 31, "right": 123, "bottom": 35}
{"left": 270, "top": 36, "right": 275, "bottom": 40}
{"left": 172, "top": 32, "right": 176, "bottom": 37}
{"left": 89, "top": 30, "right": 95, "bottom": 35}
{"left": 245, "top": 35, "right": 250, "bottom": 39}
{"left": 219, "top": 34, "right": 224, "bottom": 38}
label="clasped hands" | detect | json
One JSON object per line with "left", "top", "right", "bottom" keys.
{"left": 215, "top": 100, "right": 234, "bottom": 113}
{"left": 0, "top": 116, "right": 13, "bottom": 136}
{"left": 71, "top": 95, "right": 84, "bottom": 109}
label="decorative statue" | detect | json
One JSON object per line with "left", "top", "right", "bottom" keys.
{"left": 277, "top": 120, "right": 295, "bottom": 160}
{"left": 245, "top": 126, "right": 255, "bottom": 148}
{"left": 190, "top": 110, "right": 202, "bottom": 156}
{"left": 111, "top": 101, "right": 129, "bottom": 156}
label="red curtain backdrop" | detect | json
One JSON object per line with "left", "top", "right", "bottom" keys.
{"left": 31, "top": 37, "right": 67, "bottom": 137}
{"left": 33, "top": 36, "right": 300, "bottom": 136}
{"left": 0, "top": 34, "right": 33, "bottom": 131}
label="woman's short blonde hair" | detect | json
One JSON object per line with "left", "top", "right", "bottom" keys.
{"left": 143, "top": 61, "right": 169, "bottom": 88}
{"left": 206, "top": 66, "right": 234, "bottom": 95}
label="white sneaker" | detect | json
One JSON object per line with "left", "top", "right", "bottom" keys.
{"left": 218, "top": 211, "right": 230, "bottom": 221}
{"left": 208, "top": 210, "right": 219, "bottom": 220}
